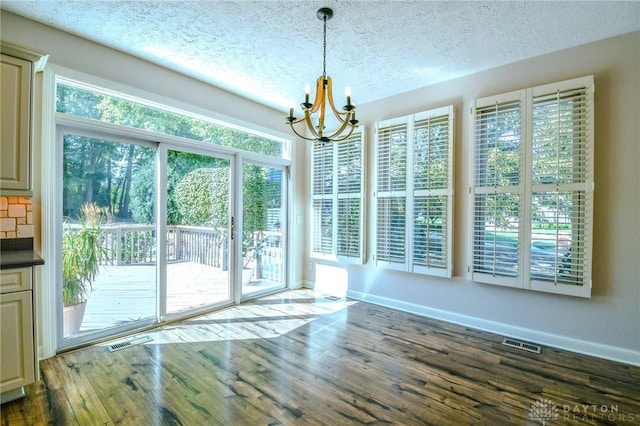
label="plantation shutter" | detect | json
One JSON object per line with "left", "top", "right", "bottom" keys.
{"left": 311, "top": 141, "right": 334, "bottom": 255}
{"left": 376, "top": 119, "right": 407, "bottom": 268}
{"left": 528, "top": 76, "right": 593, "bottom": 296}
{"left": 472, "top": 92, "right": 525, "bottom": 287}
{"left": 412, "top": 106, "right": 454, "bottom": 276}
{"left": 336, "top": 132, "right": 364, "bottom": 260}
{"left": 375, "top": 106, "right": 454, "bottom": 276}
{"left": 311, "top": 131, "right": 365, "bottom": 262}
{"left": 471, "top": 76, "right": 593, "bottom": 297}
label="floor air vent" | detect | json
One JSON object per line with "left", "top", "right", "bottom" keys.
{"left": 107, "top": 335, "right": 153, "bottom": 352}
{"left": 502, "top": 338, "right": 541, "bottom": 354}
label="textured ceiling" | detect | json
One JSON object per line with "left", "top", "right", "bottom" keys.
{"left": 3, "top": 1, "right": 640, "bottom": 113}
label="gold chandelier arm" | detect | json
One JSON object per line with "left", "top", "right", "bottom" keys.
{"left": 309, "top": 76, "right": 325, "bottom": 114}
{"left": 325, "top": 76, "right": 345, "bottom": 119}
{"left": 328, "top": 123, "right": 357, "bottom": 142}
{"left": 303, "top": 109, "right": 321, "bottom": 139}
{"left": 287, "top": 121, "right": 319, "bottom": 141}
{"left": 323, "top": 111, "right": 355, "bottom": 141}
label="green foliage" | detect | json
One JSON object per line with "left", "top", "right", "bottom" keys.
{"left": 175, "top": 167, "right": 230, "bottom": 228}
{"left": 58, "top": 83, "right": 284, "bottom": 226}
{"left": 128, "top": 162, "right": 156, "bottom": 224}
{"left": 243, "top": 165, "right": 267, "bottom": 233}
{"left": 62, "top": 204, "right": 109, "bottom": 306}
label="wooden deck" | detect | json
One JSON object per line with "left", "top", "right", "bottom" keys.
{"left": 80, "top": 261, "right": 282, "bottom": 332}
{"left": 3, "top": 289, "right": 639, "bottom": 425}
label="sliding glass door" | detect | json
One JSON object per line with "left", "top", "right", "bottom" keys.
{"left": 57, "top": 127, "right": 288, "bottom": 350}
{"left": 165, "top": 149, "right": 232, "bottom": 315}
{"left": 241, "top": 162, "right": 287, "bottom": 298}
{"left": 60, "top": 132, "right": 157, "bottom": 346}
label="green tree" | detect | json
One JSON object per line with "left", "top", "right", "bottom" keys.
{"left": 175, "top": 167, "right": 229, "bottom": 228}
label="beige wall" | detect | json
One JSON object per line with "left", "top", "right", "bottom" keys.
{"left": 340, "top": 30, "right": 639, "bottom": 364}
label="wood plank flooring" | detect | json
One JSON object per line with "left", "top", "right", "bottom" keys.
{"left": 2, "top": 290, "right": 639, "bottom": 425}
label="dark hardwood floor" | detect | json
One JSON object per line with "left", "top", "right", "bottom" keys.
{"left": 2, "top": 290, "right": 639, "bottom": 425}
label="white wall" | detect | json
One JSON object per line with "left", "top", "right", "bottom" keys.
{"left": 329, "top": 30, "right": 639, "bottom": 365}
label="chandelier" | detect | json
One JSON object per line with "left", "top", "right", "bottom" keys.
{"left": 286, "top": 7, "right": 359, "bottom": 143}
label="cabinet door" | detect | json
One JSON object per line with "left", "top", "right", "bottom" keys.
{"left": 0, "top": 267, "right": 32, "bottom": 293}
{"left": 0, "top": 291, "right": 35, "bottom": 392}
{"left": 0, "top": 54, "right": 32, "bottom": 192}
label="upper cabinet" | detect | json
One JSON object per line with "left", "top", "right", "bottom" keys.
{"left": 0, "top": 43, "right": 48, "bottom": 195}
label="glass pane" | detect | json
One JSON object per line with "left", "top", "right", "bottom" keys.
{"left": 475, "top": 101, "right": 521, "bottom": 187}
{"left": 62, "top": 134, "right": 156, "bottom": 339}
{"left": 413, "top": 195, "right": 447, "bottom": 268}
{"left": 337, "top": 134, "right": 362, "bottom": 194}
{"left": 312, "top": 199, "right": 333, "bottom": 254}
{"left": 337, "top": 198, "right": 360, "bottom": 258}
{"left": 414, "top": 115, "right": 449, "bottom": 191}
{"left": 532, "top": 89, "right": 588, "bottom": 185}
{"left": 312, "top": 141, "right": 333, "bottom": 196}
{"left": 473, "top": 193, "right": 520, "bottom": 277}
{"left": 376, "top": 197, "right": 406, "bottom": 263}
{"left": 166, "top": 150, "right": 231, "bottom": 314}
{"left": 531, "top": 191, "right": 586, "bottom": 285}
{"left": 57, "top": 82, "right": 284, "bottom": 157}
{"left": 242, "top": 164, "right": 286, "bottom": 297}
{"left": 377, "top": 125, "right": 407, "bottom": 192}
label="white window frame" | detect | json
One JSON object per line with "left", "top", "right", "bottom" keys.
{"left": 310, "top": 130, "right": 365, "bottom": 264}
{"left": 374, "top": 105, "right": 455, "bottom": 278}
{"left": 43, "top": 67, "right": 293, "bottom": 352}
{"left": 470, "top": 76, "right": 594, "bottom": 297}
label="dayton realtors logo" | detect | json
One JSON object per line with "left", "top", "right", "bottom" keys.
{"left": 529, "top": 398, "right": 637, "bottom": 424}
{"left": 529, "top": 399, "right": 559, "bottom": 425}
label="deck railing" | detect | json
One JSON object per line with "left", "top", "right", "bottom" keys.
{"left": 65, "top": 224, "right": 282, "bottom": 281}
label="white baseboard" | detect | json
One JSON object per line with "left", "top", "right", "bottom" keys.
{"left": 290, "top": 280, "right": 314, "bottom": 290}
{"left": 347, "top": 290, "right": 640, "bottom": 367}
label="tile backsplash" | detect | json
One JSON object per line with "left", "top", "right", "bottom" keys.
{"left": 0, "top": 196, "right": 34, "bottom": 239}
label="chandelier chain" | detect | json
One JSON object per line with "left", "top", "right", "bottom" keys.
{"left": 322, "top": 14, "right": 327, "bottom": 79}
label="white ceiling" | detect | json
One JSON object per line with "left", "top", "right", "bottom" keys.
{"left": 3, "top": 1, "right": 640, "bottom": 112}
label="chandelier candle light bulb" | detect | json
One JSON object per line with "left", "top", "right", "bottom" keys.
{"left": 285, "top": 7, "right": 359, "bottom": 143}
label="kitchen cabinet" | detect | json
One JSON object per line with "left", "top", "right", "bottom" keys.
{"left": 0, "top": 43, "right": 48, "bottom": 195}
{"left": 0, "top": 267, "right": 36, "bottom": 403}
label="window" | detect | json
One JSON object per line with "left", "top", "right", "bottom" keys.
{"left": 311, "top": 131, "right": 365, "bottom": 263}
{"left": 471, "top": 76, "right": 594, "bottom": 297}
{"left": 374, "top": 106, "right": 454, "bottom": 277}
{"left": 56, "top": 80, "right": 288, "bottom": 158}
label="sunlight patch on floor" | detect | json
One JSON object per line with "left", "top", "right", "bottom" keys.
{"left": 98, "top": 290, "right": 357, "bottom": 346}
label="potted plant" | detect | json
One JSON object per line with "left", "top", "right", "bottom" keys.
{"left": 62, "top": 203, "right": 108, "bottom": 336}
{"left": 241, "top": 231, "right": 264, "bottom": 284}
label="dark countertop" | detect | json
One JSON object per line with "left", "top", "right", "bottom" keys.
{"left": 0, "top": 238, "right": 45, "bottom": 270}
